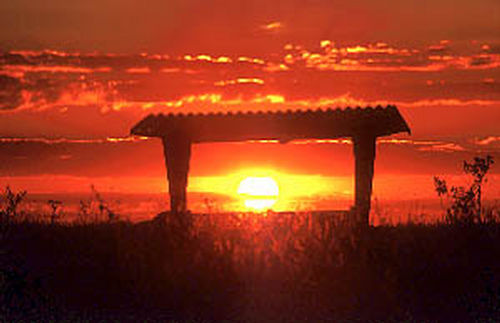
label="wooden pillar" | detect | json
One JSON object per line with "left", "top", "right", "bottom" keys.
{"left": 353, "top": 134, "right": 377, "bottom": 226}
{"left": 162, "top": 134, "right": 191, "bottom": 214}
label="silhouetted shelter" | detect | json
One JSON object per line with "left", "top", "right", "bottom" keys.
{"left": 131, "top": 105, "right": 410, "bottom": 225}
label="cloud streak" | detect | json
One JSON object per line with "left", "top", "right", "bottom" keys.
{"left": 1, "top": 41, "right": 499, "bottom": 152}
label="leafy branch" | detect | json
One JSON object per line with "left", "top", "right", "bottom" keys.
{"left": 434, "top": 155, "right": 494, "bottom": 224}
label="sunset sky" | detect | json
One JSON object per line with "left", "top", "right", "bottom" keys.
{"left": 1, "top": 0, "right": 499, "bottom": 208}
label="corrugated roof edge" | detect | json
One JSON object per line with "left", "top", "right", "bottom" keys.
{"left": 131, "top": 105, "right": 411, "bottom": 135}
{"left": 144, "top": 105, "right": 398, "bottom": 118}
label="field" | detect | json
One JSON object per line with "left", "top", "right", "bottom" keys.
{"left": 2, "top": 208, "right": 500, "bottom": 322}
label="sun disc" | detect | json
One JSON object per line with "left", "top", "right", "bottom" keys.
{"left": 237, "top": 177, "right": 279, "bottom": 196}
{"left": 237, "top": 176, "right": 279, "bottom": 210}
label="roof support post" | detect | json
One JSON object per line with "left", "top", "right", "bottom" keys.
{"left": 162, "top": 134, "right": 191, "bottom": 214}
{"left": 353, "top": 134, "right": 376, "bottom": 226}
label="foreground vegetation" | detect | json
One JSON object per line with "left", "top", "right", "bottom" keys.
{"left": 2, "top": 210, "right": 500, "bottom": 322}
{"left": 2, "top": 156, "right": 499, "bottom": 321}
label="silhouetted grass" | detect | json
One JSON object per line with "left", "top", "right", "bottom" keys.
{"left": 2, "top": 211, "right": 500, "bottom": 322}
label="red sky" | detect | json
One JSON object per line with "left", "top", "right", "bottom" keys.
{"left": 0, "top": 0, "right": 499, "bottom": 203}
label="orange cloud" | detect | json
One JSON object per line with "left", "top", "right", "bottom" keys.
{"left": 260, "top": 22, "right": 283, "bottom": 31}
{"left": 417, "top": 143, "right": 466, "bottom": 152}
{"left": 0, "top": 136, "right": 149, "bottom": 144}
{"left": 280, "top": 40, "right": 500, "bottom": 72}
{"left": 126, "top": 67, "right": 151, "bottom": 74}
{"left": 474, "top": 136, "right": 500, "bottom": 146}
{"left": 1, "top": 65, "right": 112, "bottom": 76}
{"left": 214, "top": 78, "right": 265, "bottom": 86}
{"left": 103, "top": 91, "right": 500, "bottom": 116}
{"left": 7, "top": 83, "right": 119, "bottom": 113}
{"left": 182, "top": 54, "right": 233, "bottom": 64}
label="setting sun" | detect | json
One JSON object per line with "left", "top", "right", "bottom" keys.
{"left": 237, "top": 176, "right": 279, "bottom": 210}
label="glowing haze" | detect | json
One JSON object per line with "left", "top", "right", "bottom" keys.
{"left": 0, "top": 0, "right": 499, "bottom": 211}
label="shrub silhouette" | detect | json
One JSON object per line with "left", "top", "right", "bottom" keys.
{"left": 0, "top": 186, "right": 27, "bottom": 221}
{"left": 90, "top": 185, "right": 118, "bottom": 222}
{"left": 47, "top": 200, "right": 62, "bottom": 224}
{"left": 434, "top": 155, "right": 494, "bottom": 224}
